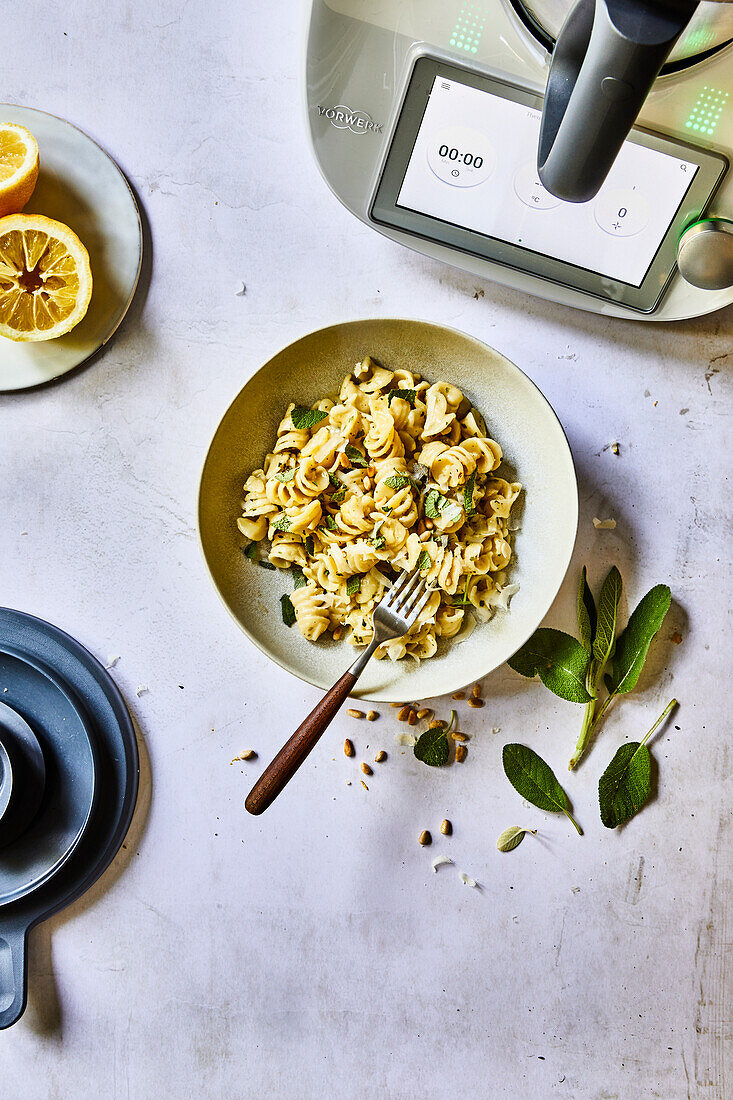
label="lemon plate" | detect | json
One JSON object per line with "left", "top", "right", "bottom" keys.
{"left": 0, "top": 105, "right": 142, "bottom": 390}
{"left": 198, "top": 319, "right": 579, "bottom": 702}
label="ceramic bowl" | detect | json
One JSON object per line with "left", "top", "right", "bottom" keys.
{"left": 198, "top": 319, "right": 577, "bottom": 701}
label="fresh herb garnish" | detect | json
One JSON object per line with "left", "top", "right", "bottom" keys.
{"left": 243, "top": 543, "right": 258, "bottom": 560}
{"left": 502, "top": 744, "right": 582, "bottom": 835}
{"left": 387, "top": 388, "right": 417, "bottom": 407}
{"left": 496, "top": 826, "right": 537, "bottom": 852}
{"left": 371, "top": 535, "right": 386, "bottom": 551}
{"left": 280, "top": 593, "right": 296, "bottom": 627}
{"left": 424, "top": 487, "right": 463, "bottom": 527}
{"left": 324, "top": 514, "right": 338, "bottom": 531}
{"left": 271, "top": 515, "right": 292, "bottom": 532}
{"left": 463, "top": 471, "right": 476, "bottom": 516}
{"left": 292, "top": 567, "right": 308, "bottom": 590}
{"left": 345, "top": 444, "right": 368, "bottom": 468}
{"left": 509, "top": 567, "right": 671, "bottom": 770}
{"left": 304, "top": 535, "right": 314, "bottom": 557}
{"left": 258, "top": 560, "right": 276, "bottom": 570}
{"left": 424, "top": 489, "right": 441, "bottom": 519}
{"left": 385, "top": 474, "right": 410, "bottom": 490}
{"left": 416, "top": 549, "right": 431, "bottom": 572}
{"left": 508, "top": 628, "right": 593, "bottom": 704}
{"left": 290, "top": 406, "right": 328, "bottom": 430}
{"left": 413, "top": 711, "right": 456, "bottom": 767}
{"left": 273, "top": 468, "right": 296, "bottom": 483}
{"left": 598, "top": 699, "right": 677, "bottom": 828}
{"left": 346, "top": 575, "right": 361, "bottom": 596}
{"left": 328, "top": 473, "right": 347, "bottom": 503}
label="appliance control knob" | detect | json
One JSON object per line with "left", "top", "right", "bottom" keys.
{"left": 677, "top": 218, "right": 733, "bottom": 291}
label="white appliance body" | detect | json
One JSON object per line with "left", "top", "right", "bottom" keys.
{"left": 305, "top": 0, "right": 733, "bottom": 320}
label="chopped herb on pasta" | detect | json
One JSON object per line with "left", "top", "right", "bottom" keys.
{"left": 236, "top": 358, "right": 522, "bottom": 660}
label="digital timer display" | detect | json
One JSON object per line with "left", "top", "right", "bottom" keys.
{"left": 437, "top": 145, "right": 484, "bottom": 168}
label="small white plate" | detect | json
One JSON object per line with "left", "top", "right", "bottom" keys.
{"left": 198, "top": 319, "right": 579, "bottom": 702}
{"left": 0, "top": 105, "right": 142, "bottom": 390}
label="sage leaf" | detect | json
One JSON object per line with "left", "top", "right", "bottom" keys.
{"left": 598, "top": 742, "right": 650, "bottom": 828}
{"left": 292, "top": 567, "right": 307, "bottom": 590}
{"left": 593, "top": 565, "right": 622, "bottom": 666}
{"left": 413, "top": 726, "right": 449, "bottom": 767}
{"left": 258, "top": 560, "right": 276, "bottom": 570}
{"left": 387, "top": 388, "right": 417, "bottom": 407}
{"left": 346, "top": 574, "right": 361, "bottom": 596}
{"left": 273, "top": 468, "right": 296, "bottom": 483}
{"left": 502, "top": 744, "right": 582, "bottom": 834}
{"left": 290, "top": 405, "right": 328, "bottom": 430}
{"left": 577, "top": 565, "right": 597, "bottom": 654}
{"left": 598, "top": 698, "right": 676, "bottom": 828}
{"left": 243, "top": 542, "right": 258, "bottom": 561}
{"left": 424, "top": 489, "right": 442, "bottom": 519}
{"left": 280, "top": 594, "right": 296, "bottom": 627}
{"left": 416, "top": 549, "right": 431, "bottom": 572}
{"left": 507, "top": 628, "right": 593, "bottom": 704}
{"left": 496, "top": 826, "right": 536, "bottom": 852}
{"left": 345, "top": 444, "right": 368, "bottom": 468}
{"left": 385, "top": 474, "right": 410, "bottom": 490}
{"left": 271, "top": 515, "right": 291, "bottom": 532}
{"left": 463, "top": 470, "right": 476, "bottom": 516}
{"left": 324, "top": 514, "right": 338, "bottom": 531}
{"left": 606, "top": 584, "right": 671, "bottom": 696}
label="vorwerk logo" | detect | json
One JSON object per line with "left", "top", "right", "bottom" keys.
{"left": 316, "top": 104, "right": 383, "bottom": 135}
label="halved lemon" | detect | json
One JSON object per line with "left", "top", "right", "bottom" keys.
{"left": 0, "top": 124, "right": 40, "bottom": 217}
{"left": 0, "top": 214, "right": 93, "bottom": 341}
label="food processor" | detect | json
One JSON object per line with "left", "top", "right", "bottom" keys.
{"left": 305, "top": 0, "right": 733, "bottom": 319}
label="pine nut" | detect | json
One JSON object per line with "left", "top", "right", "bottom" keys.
{"left": 424, "top": 519, "right": 433, "bottom": 529}
{"left": 440, "top": 819, "right": 452, "bottom": 836}
{"left": 242, "top": 749, "right": 257, "bottom": 760}
{"left": 451, "top": 731, "right": 468, "bottom": 742}
{"left": 471, "top": 683, "right": 482, "bottom": 699}
{"left": 367, "top": 710, "right": 379, "bottom": 721}
{"left": 467, "top": 698, "right": 484, "bottom": 709}
{"left": 361, "top": 762, "right": 373, "bottom": 776}
{"left": 406, "top": 710, "right": 417, "bottom": 726}
{"left": 455, "top": 745, "right": 467, "bottom": 762}
{"left": 390, "top": 702, "right": 405, "bottom": 708}
{"left": 333, "top": 628, "right": 342, "bottom": 641}
{"left": 397, "top": 706, "right": 412, "bottom": 721}
{"left": 339, "top": 452, "right": 351, "bottom": 469}
{"left": 428, "top": 719, "right": 444, "bottom": 730}
{"left": 361, "top": 780, "right": 369, "bottom": 791}
{"left": 362, "top": 475, "right": 370, "bottom": 491}
{"left": 374, "top": 750, "right": 387, "bottom": 763}
{"left": 416, "top": 708, "right": 432, "bottom": 720}
{"left": 452, "top": 691, "right": 465, "bottom": 700}
{"left": 419, "top": 530, "right": 431, "bottom": 542}
{"left": 366, "top": 464, "right": 376, "bottom": 477}
{"left": 344, "top": 739, "right": 355, "bottom": 757}
{"left": 347, "top": 709, "right": 365, "bottom": 719}
{"left": 418, "top": 830, "right": 432, "bottom": 846}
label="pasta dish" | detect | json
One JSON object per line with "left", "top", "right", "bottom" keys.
{"left": 236, "top": 357, "right": 521, "bottom": 661}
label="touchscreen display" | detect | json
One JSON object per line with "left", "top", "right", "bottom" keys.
{"left": 396, "top": 76, "right": 699, "bottom": 287}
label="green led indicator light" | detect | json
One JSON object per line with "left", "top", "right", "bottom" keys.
{"left": 684, "top": 86, "right": 728, "bottom": 137}
{"left": 450, "top": 0, "right": 486, "bottom": 55}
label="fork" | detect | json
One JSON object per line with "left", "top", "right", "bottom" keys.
{"left": 245, "top": 569, "right": 433, "bottom": 815}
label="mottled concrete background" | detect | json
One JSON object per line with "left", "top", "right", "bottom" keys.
{"left": 0, "top": 2, "right": 730, "bottom": 1097}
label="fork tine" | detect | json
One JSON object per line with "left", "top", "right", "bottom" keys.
{"left": 385, "top": 570, "right": 410, "bottom": 605}
{"left": 391, "top": 569, "right": 422, "bottom": 612}
{"left": 404, "top": 584, "right": 433, "bottom": 625}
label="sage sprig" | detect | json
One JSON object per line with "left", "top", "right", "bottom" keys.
{"left": 496, "top": 826, "right": 537, "bottom": 852}
{"left": 598, "top": 698, "right": 677, "bottom": 827}
{"left": 508, "top": 567, "right": 671, "bottom": 770}
{"left": 502, "top": 744, "right": 582, "bottom": 834}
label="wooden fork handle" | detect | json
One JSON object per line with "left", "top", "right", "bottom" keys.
{"left": 244, "top": 670, "right": 357, "bottom": 816}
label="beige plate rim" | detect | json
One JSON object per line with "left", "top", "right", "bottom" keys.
{"left": 197, "top": 318, "right": 579, "bottom": 702}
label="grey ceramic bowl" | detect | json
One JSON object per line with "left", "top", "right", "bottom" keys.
{"left": 198, "top": 319, "right": 578, "bottom": 701}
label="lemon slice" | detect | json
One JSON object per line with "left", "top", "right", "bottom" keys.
{"left": 0, "top": 124, "right": 40, "bottom": 217}
{"left": 0, "top": 214, "right": 93, "bottom": 341}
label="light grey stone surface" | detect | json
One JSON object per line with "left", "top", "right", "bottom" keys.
{"left": 0, "top": 2, "right": 730, "bottom": 1097}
